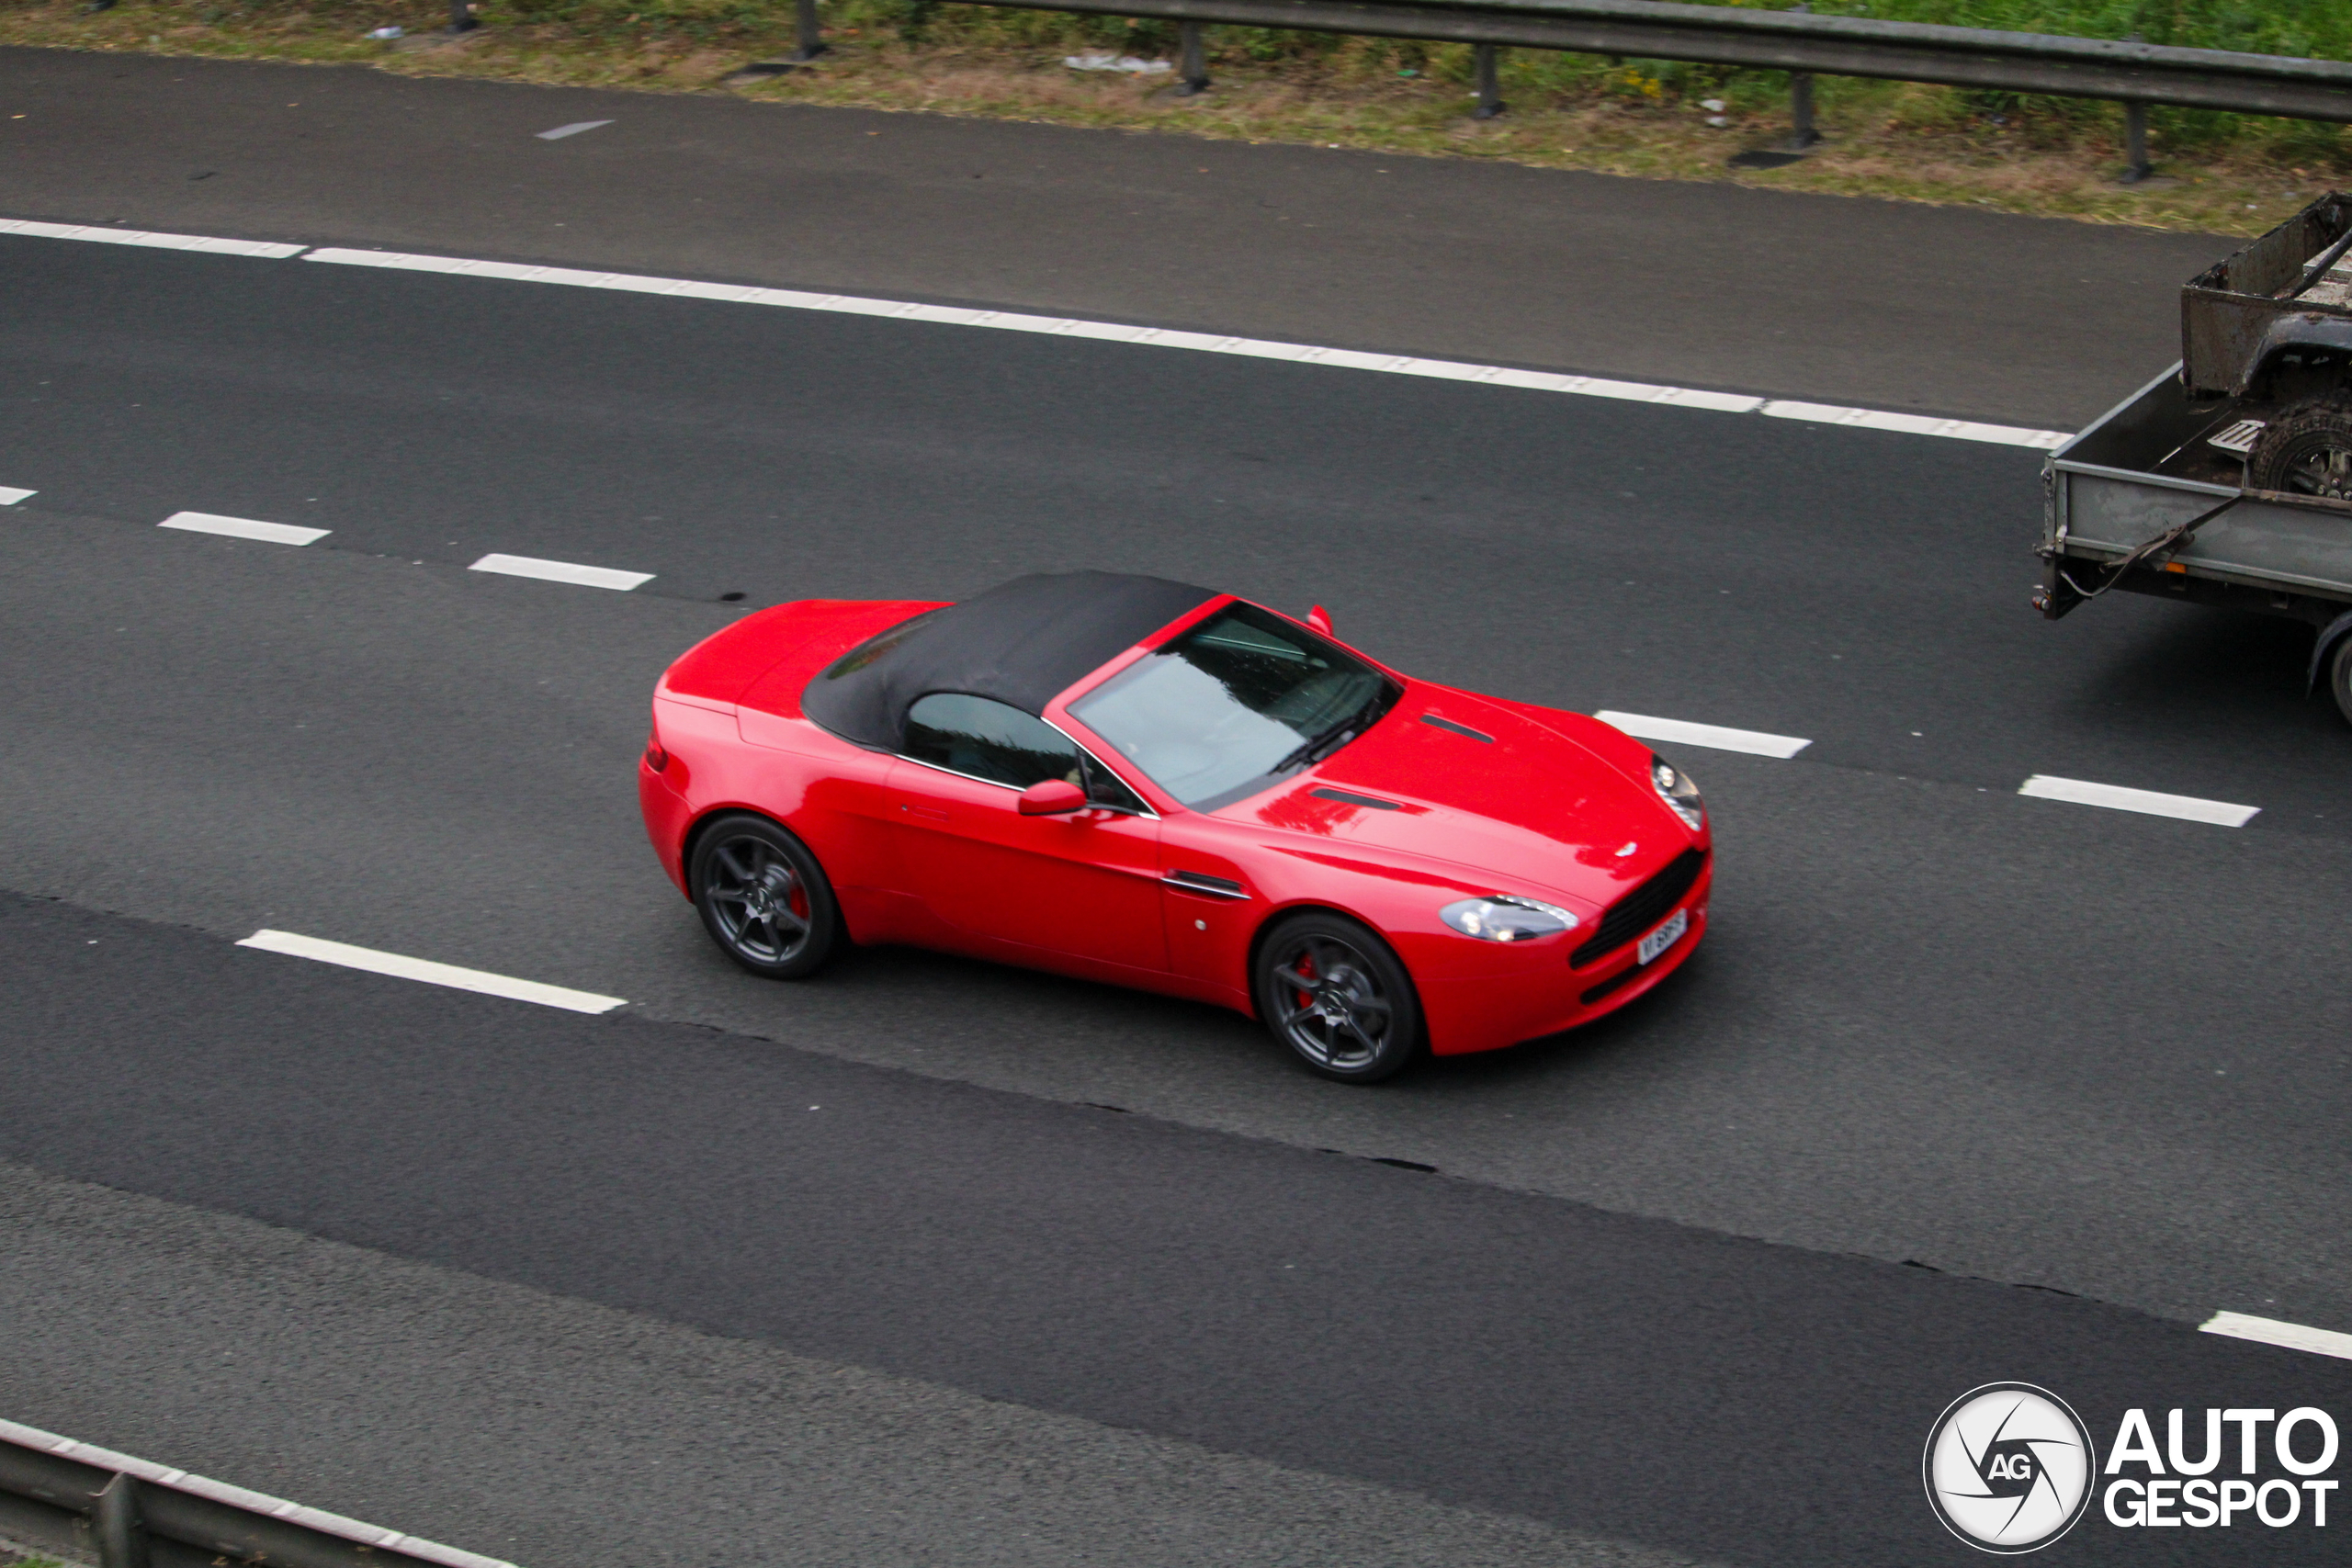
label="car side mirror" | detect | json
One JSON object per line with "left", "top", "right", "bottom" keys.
{"left": 1018, "top": 778, "right": 1088, "bottom": 816}
{"left": 1307, "top": 604, "right": 1334, "bottom": 636}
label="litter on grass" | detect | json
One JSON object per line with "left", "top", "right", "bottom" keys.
{"left": 1063, "top": 52, "right": 1172, "bottom": 73}
{"left": 367, "top": 25, "right": 404, "bottom": 38}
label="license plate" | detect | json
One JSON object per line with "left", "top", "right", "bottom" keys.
{"left": 1636, "top": 907, "right": 1689, "bottom": 964}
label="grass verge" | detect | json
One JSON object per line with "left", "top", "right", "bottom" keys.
{"left": 3, "top": 0, "right": 2347, "bottom": 235}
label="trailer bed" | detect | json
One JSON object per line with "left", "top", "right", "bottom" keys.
{"left": 2041, "top": 367, "right": 2352, "bottom": 615}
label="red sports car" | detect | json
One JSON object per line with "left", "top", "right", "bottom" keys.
{"left": 639, "top": 572, "right": 1712, "bottom": 1081}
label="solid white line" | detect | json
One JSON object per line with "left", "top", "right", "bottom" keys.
{"left": 1595, "top": 711, "right": 1813, "bottom": 759}
{"left": 2201, "top": 1311, "right": 2352, "bottom": 1362}
{"left": 0, "top": 217, "right": 306, "bottom": 258}
{"left": 469, "top": 552, "right": 654, "bottom": 591}
{"left": 537, "top": 120, "right": 614, "bottom": 140}
{"left": 290, "top": 245, "right": 2070, "bottom": 447}
{"left": 1759, "top": 399, "right": 2069, "bottom": 450}
{"left": 0, "top": 217, "right": 2074, "bottom": 445}
{"left": 236, "top": 929, "right": 627, "bottom": 1015}
{"left": 0, "top": 486, "right": 33, "bottom": 505}
{"left": 2018, "top": 774, "right": 2259, "bottom": 827}
{"left": 159, "top": 510, "right": 330, "bottom": 546}
{"left": 0, "top": 1417, "right": 518, "bottom": 1568}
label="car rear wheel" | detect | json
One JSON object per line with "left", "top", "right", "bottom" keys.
{"left": 2331, "top": 634, "right": 2352, "bottom": 729}
{"left": 690, "top": 814, "right": 842, "bottom": 978}
{"left": 1254, "top": 912, "right": 1423, "bottom": 1083}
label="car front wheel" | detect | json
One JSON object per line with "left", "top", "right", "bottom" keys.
{"left": 690, "top": 814, "right": 842, "bottom": 978}
{"left": 1254, "top": 911, "right": 1424, "bottom": 1083}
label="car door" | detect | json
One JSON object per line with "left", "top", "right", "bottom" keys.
{"left": 885, "top": 693, "right": 1168, "bottom": 976}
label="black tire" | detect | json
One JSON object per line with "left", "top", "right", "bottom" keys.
{"left": 2248, "top": 397, "right": 2352, "bottom": 501}
{"left": 2331, "top": 635, "right": 2352, "bottom": 730}
{"left": 1253, "top": 911, "right": 1424, "bottom": 1083}
{"left": 689, "top": 814, "right": 843, "bottom": 978}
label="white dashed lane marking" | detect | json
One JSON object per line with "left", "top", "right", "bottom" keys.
{"left": 159, "top": 510, "right": 330, "bottom": 546}
{"left": 537, "top": 120, "right": 614, "bottom": 141}
{"left": 2018, "top": 774, "right": 2260, "bottom": 828}
{"left": 0, "top": 486, "right": 34, "bottom": 505}
{"left": 469, "top": 552, "right": 654, "bottom": 591}
{"left": 2201, "top": 1312, "right": 2352, "bottom": 1361}
{"left": 237, "top": 930, "right": 627, "bottom": 1015}
{"left": 1596, "top": 711, "right": 1814, "bottom": 759}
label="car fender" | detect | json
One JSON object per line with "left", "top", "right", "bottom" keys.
{"left": 2244, "top": 315, "right": 2352, "bottom": 397}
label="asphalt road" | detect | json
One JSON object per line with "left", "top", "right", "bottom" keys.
{"left": 6, "top": 891, "right": 2349, "bottom": 1568}
{"left": 0, "top": 46, "right": 2231, "bottom": 427}
{"left": 3, "top": 52, "right": 2348, "bottom": 1568}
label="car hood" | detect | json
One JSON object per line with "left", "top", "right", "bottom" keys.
{"left": 1217, "top": 689, "right": 1693, "bottom": 914}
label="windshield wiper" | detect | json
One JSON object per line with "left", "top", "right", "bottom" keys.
{"left": 1271, "top": 722, "right": 1359, "bottom": 776}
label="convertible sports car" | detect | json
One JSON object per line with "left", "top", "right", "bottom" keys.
{"left": 639, "top": 572, "right": 1712, "bottom": 1081}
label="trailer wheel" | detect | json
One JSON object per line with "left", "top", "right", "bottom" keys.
{"left": 2248, "top": 397, "right": 2352, "bottom": 501}
{"left": 2332, "top": 636, "right": 2352, "bottom": 730}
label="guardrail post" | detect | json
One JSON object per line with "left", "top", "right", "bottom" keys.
{"left": 2120, "top": 100, "right": 2151, "bottom": 182}
{"left": 1176, "top": 20, "right": 1210, "bottom": 96}
{"left": 1473, "top": 43, "right": 1505, "bottom": 119}
{"left": 1782, "top": 4, "right": 1820, "bottom": 149}
{"left": 1788, "top": 72, "right": 1821, "bottom": 147}
{"left": 791, "top": 0, "right": 828, "bottom": 61}
{"left": 96, "top": 1474, "right": 151, "bottom": 1568}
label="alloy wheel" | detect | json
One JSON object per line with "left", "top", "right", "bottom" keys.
{"left": 2283, "top": 438, "right": 2352, "bottom": 501}
{"left": 703, "top": 834, "right": 812, "bottom": 964}
{"left": 1268, "top": 933, "right": 1396, "bottom": 1072}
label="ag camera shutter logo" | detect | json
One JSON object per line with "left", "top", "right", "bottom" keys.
{"left": 1923, "top": 1383, "right": 2097, "bottom": 1552}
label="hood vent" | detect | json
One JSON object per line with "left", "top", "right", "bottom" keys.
{"left": 1419, "top": 714, "right": 1494, "bottom": 743}
{"left": 1311, "top": 786, "right": 1405, "bottom": 811}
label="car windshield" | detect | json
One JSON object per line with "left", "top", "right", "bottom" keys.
{"left": 1068, "top": 603, "right": 1399, "bottom": 810}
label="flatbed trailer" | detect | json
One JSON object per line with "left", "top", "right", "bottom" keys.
{"left": 2038, "top": 194, "right": 2352, "bottom": 726}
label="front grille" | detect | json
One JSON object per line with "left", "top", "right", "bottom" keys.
{"left": 1570, "top": 849, "right": 1707, "bottom": 969}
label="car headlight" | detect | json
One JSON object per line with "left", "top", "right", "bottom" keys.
{"left": 1440, "top": 895, "right": 1578, "bottom": 942}
{"left": 1652, "top": 754, "right": 1704, "bottom": 830}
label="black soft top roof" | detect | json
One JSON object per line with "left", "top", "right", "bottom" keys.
{"left": 802, "top": 571, "right": 1220, "bottom": 750}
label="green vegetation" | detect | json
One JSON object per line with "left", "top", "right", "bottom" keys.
{"left": 2, "top": 0, "right": 2346, "bottom": 233}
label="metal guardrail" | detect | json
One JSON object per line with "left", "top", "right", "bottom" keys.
{"left": 741, "top": 0, "right": 2352, "bottom": 174}
{"left": 0, "top": 1419, "right": 514, "bottom": 1568}
{"left": 1024, "top": 0, "right": 2352, "bottom": 119}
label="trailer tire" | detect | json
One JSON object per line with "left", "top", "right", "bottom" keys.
{"left": 2248, "top": 396, "right": 2352, "bottom": 501}
{"left": 2332, "top": 635, "right": 2352, "bottom": 730}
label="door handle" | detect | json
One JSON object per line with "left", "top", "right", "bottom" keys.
{"left": 900, "top": 804, "right": 950, "bottom": 822}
